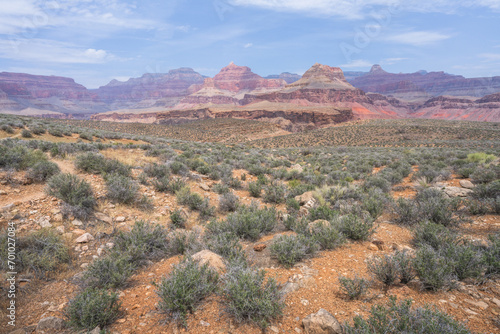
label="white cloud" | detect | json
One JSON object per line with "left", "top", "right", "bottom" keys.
{"left": 244, "top": 43, "right": 253, "bottom": 48}
{"left": 479, "top": 53, "right": 500, "bottom": 62}
{"left": 382, "top": 57, "right": 408, "bottom": 64}
{"left": 229, "top": 0, "right": 500, "bottom": 18}
{"left": 341, "top": 59, "right": 373, "bottom": 68}
{"left": 386, "top": 31, "right": 451, "bottom": 46}
{"left": 0, "top": 38, "right": 114, "bottom": 64}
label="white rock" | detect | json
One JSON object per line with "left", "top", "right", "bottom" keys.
{"left": 75, "top": 233, "right": 94, "bottom": 243}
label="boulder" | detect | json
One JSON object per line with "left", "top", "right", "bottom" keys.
{"left": 459, "top": 180, "right": 475, "bottom": 189}
{"left": 443, "top": 186, "right": 473, "bottom": 197}
{"left": 295, "top": 191, "right": 315, "bottom": 205}
{"left": 36, "top": 316, "right": 65, "bottom": 332}
{"left": 95, "top": 212, "right": 112, "bottom": 224}
{"left": 75, "top": 232, "right": 94, "bottom": 243}
{"left": 192, "top": 250, "right": 226, "bottom": 273}
{"left": 199, "top": 183, "right": 210, "bottom": 191}
{"left": 302, "top": 309, "right": 342, "bottom": 334}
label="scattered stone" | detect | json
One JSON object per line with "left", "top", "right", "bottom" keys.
{"left": 368, "top": 243, "right": 379, "bottom": 251}
{"left": 72, "top": 219, "right": 83, "bottom": 226}
{"left": 254, "top": 243, "right": 267, "bottom": 252}
{"left": 465, "top": 299, "right": 489, "bottom": 309}
{"left": 53, "top": 213, "right": 63, "bottom": 222}
{"left": 115, "top": 216, "right": 126, "bottom": 222}
{"left": 200, "top": 183, "right": 210, "bottom": 191}
{"left": 301, "top": 299, "right": 310, "bottom": 306}
{"left": 304, "top": 199, "right": 316, "bottom": 209}
{"left": 308, "top": 220, "right": 330, "bottom": 233}
{"left": 192, "top": 250, "right": 226, "bottom": 273}
{"left": 302, "top": 309, "right": 342, "bottom": 334}
{"left": 81, "top": 263, "right": 89, "bottom": 268}
{"left": 200, "top": 320, "right": 210, "bottom": 327}
{"left": 56, "top": 226, "right": 65, "bottom": 234}
{"left": 299, "top": 207, "right": 309, "bottom": 217}
{"left": 89, "top": 327, "right": 101, "bottom": 334}
{"left": 491, "top": 298, "right": 500, "bottom": 307}
{"left": 75, "top": 233, "right": 94, "bottom": 243}
{"left": 459, "top": 180, "right": 475, "bottom": 189}
{"left": 282, "top": 282, "right": 300, "bottom": 295}
{"left": 36, "top": 316, "right": 65, "bottom": 332}
{"left": 371, "top": 240, "right": 385, "bottom": 250}
{"left": 295, "top": 191, "right": 314, "bottom": 205}
{"left": 443, "top": 186, "right": 473, "bottom": 197}
{"left": 295, "top": 328, "right": 303, "bottom": 333}
{"left": 0, "top": 189, "right": 7, "bottom": 195}
{"left": 95, "top": 212, "right": 112, "bottom": 224}
{"left": 106, "top": 242, "right": 115, "bottom": 249}
{"left": 464, "top": 308, "right": 478, "bottom": 316}
{"left": 38, "top": 216, "right": 52, "bottom": 228}
{"left": 269, "top": 325, "right": 280, "bottom": 333}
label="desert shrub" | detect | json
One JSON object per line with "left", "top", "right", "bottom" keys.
{"left": 343, "top": 297, "right": 471, "bottom": 334}
{"left": 198, "top": 198, "right": 216, "bottom": 221}
{"left": 144, "top": 163, "right": 170, "bottom": 178}
{"left": 286, "top": 198, "right": 300, "bottom": 213}
{"left": 205, "top": 232, "right": 246, "bottom": 265}
{"left": 26, "top": 160, "right": 60, "bottom": 182}
{"left": 168, "top": 231, "right": 203, "bottom": 256}
{"left": 309, "top": 221, "right": 346, "bottom": 250}
{"left": 219, "top": 192, "right": 239, "bottom": 212}
{"left": 443, "top": 242, "right": 484, "bottom": 280}
{"left": 169, "top": 160, "right": 189, "bottom": 175}
{"left": 338, "top": 275, "right": 370, "bottom": 300}
{"left": 413, "top": 245, "right": 455, "bottom": 291}
{"left": 270, "top": 234, "right": 318, "bottom": 268}
{"left": 48, "top": 128, "right": 63, "bottom": 137}
{"left": 155, "top": 177, "right": 185, "bottom": 194}
{"left": 224, "top": 176, "right": 243, "bottom": 189}
{"left": 64, "top": 288, "right": 121, "bottom": 330}
{"left": 75, "top": 152, "right": 130, "bottom": 177}
{"left": 220, "top": 265, "right": 284, "bottom": 329}
{"left": 46, "top": 173, "right": 96, "bottom": 220}
{"left": 105, "top": 174, "right": 139, "bottom": 205}
{"left": 363, "top": 176, "right": 391, "bottom": 193}
{"left": 457, "top": 164, "right": 476, "bottom": 178}
{"left": 337, "top": 214, "right": 375, "bottom": 241}
{"left": 393, "top": 250, "right": 416, "bottom": 284}
{"left": 361, "top": 189, "right": 390, "bottom": 219}
{"left": 221, "top": 203, "right": 277, "bottom": 241}
{"left": 467, "top": 152, "right": 497, "bottom": 164}
{"left": 263, "top": 181, "right": 287, "bottom": 204}
{"left": 471, "top": 166, "right": 497, "bottom": 184}
{"left": 483, "top": 233, "right": 500, "bottom": 275}
{"left": 176, "top": 187, "right": 203, "bottom": 210}
{"left": 82, "top": 255, "right": 135, "bottom": 289}
{"left": 18, "top": 229, "right": 70, "bottom": 278}
{"left": 367, "top": 254, "right": 400, "bottom": 286}
{"left": 1, "top": 124, "right": 14, "bottom": 134}
{"left": 213, "top": 182, "right": 230, "bottom": 194}
{"left": 412, "top": 221, "right": 457, "bottom": 250}
{"left": 155, "top": 258, "right": 218, "bottom": 327}
{"left": 466, "top": 198, "right": 491, "bottom": 215}
{"left": 21, "top": 129, "right": 33, "bottom": 138}
{"left": 31, "top": 126, "right": 46, "bottom": 135}
{"left": 308, "top": 205, "right": 338, "bottom": 221}
{"left": 112, "top": 220, "right": 169, "bottom": 265}
{"left": 472, "top": 180, "right": 500, "bottom": 199}
{"left": 79, "top": 132, "right": 93, "bottom": 141}
{"left": 170, "top": 209, "right": 187, "bottom": 228}
{"left": 135, "top": 194, "right": 154, "bottom": 212}
{"left": 248, "top": 181, "right": 262, "bottom": 197}
{"left": 0, "top": 145, "right": 47, "bottom": 171}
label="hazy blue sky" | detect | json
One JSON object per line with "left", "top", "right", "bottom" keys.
{"left": 1, "top": 0, "right": 499, "bottom": 88}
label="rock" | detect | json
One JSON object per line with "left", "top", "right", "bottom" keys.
{"left": 200, "top": 320, "right": 210, "bottom": 327}
{"left": 371, "top": 240, "right": 385, "bottom": 250}
{"left": 0, "top": 189, "right": 7, "bottom": 195}
{"left": 304, "top": 198, "right": 316, "bottom": 209}
{"left": 56, "top": 226, "right": 65, "bottom": 234}
{"left": 299, "top": 207, "right": 309, "bottom": 217}
{"left": 71, "top": 229, "right": 86, "bottom": 236}
{"left": 254, "top": 243, "right": 267, "bottom": 252}
{"left": 491, "top": 298, "right": 500, "bottom": 307}
{"left": 89, "top": 327, "right": 101, "bottom": 334}
{"left": 269, "top": 325, "right": 280, "bottom": 333}
{"left": 95, "top": 212, "right": 112, "bottom": 224}
{"left": 200, "top": 183, "right": 210, "bottom": 191}
{"left": 459, "top": 180, "right": 475, "bottom": 189}
{"left": 368, "top": 243, "right": 379, "bottom": 251}
{"left": 38, "top": 216, "right": 52, "bottom": 228}
{"left": 192, "top": 250, "right": 226, "bottom": 273}
{"left": 295, "top": 191, "right": 315, "bottom": 205}
{"left": 308, "top": 219, "right": 330, "bottom": 233}
{"left": 282, "top": 282, "right": 300, "bottom": 295}
{"left": 465, "top": 299, "right": 489, "bottom": 309}
{"left": 53, "top": 213, "right": 63, "bottom": 222}
{"left": 115, "top": 216, "right": 126, "bottom": 222}
{"left": 302, "top": 309, "right": 342, "bottom": 334}
{"left": 75, "top": 233, "right": 94, "bottom": 243}
{"left": 72, "top": 219, "right": 83, "bottom": 226}
{"left": 36, "top": 316, "right": 65, "bottom": 332}
{"left": 443, "top": 186, "right": 473, "bottom": 197}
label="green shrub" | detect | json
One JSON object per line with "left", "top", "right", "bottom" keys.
{"left": 471, "top": 166, "right": 497, "bottom": 184}
{"left": 367, "top": 254, "right": 399, "bottom": 286}
{"left": 308, "top": 205, "right": 338, "bottom": 221}
{"left": 105, "top": 174, "right": 139, "bottom": 205}
{"left": 361, "top": 189, "right": 389, "bottom": 219}
{"left": 483, "top": 233, "right": 500, "bottom": 276}
{"left": 466, "top": 152, "right": 496, "bottom": 164}
{"left": 412, "top": 221, "right": 456, "bottom": 250}
{"left": 248, "top": 181, "right": 262, "bottom": 197}
{"left": 170, "top": 209, "right": 187, "bottom": 228}
{"left": 220, "top": 203, "right": 277, "bottom": 241}
{"left": 263, "top": 181, "right": 286, "bottom": 204}
{"left": 27, "top": 160, "right": 60, "bottom": 182}
{"left": 220, "top": 265, "right": 284, "bottom": 329}
{"left": 144, "top": 163, "right": 170, "bottom": 178}
{"left": 213, "top": 182, "right": 230, "bottom": 194}
{"left": 112, "top": 220, "right": 169, "bottom": 265}
{"left": 31, "top": 126, "right": 46, "bottom": 135}
{"left": 83, "top": 255, "right": 135, "bottom": 289}
{"left": 64, "top": 288, "right": 121, "bottom": 330}
{"left": 270, "top": 234, "right": 318, "bottom": 268}
{"left": 309, "top": 221, "right": 346, "bottom": 250}
{"left": 343, "top": 297, "right": 472, "bottom": 334}
{"left": 414, "top": 245, "right": 455, "bottom": 291}
{"left": 338, "top": 275, "right": 370, "bottom": 300}
{"left": 155, "top": 258, "right": 218, "bottom": 327}
{"left": 337, "top": 214, "right": 375, "bottom": 241}
{"left": 219, "top": 192, "right": 239, "bottom": 212}
{"left": 472, "top": 180, "right": 500, "bottom": 199}
{"left": 1, "top": 124, "right": 14, "bottom": 134}
{"left": 21, "top": 129, "right": 33, "bottom": 138}
{"left": 18, "top": 229, "right": 71, "bottom": 278}
{"left": 46, "top": 173, "right": 96, "bottom": 220}
{"left": 205, "top": 232, "right": 246, "bottom": 265}
{"left": 393, "top": 250, "right": 416, "bottom": 284}
{"left": 286, "top": 198, "right": 300, "bottom": 213}
{"left": 75, "top": 152, "right": 130, "bottom": 177}
{"left": 443, "top": 242, "right": 484, "bottom": 280}
{"left": 79, "top": 133, "right": 93, "bottom": 141}
{"left": 198, "top": 198, "right": 216, "bottom": 221}
{"left": 48, "top": 128, "right": 63, "bottom": 137}
{"left": 167, "top": 231, "right": 203, "bottom": 256}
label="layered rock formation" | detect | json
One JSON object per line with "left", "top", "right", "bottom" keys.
{"left": 265, "top": 72, "right": 302, "bottom": 84}
{"left": 349, "top": 65, "right": 500, "bottom": 99}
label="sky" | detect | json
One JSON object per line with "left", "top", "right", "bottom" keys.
{"left": 0, "top": 0, "right": 499, "bottom": 88}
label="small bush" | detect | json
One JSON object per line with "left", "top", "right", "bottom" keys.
{"left": 205, "top": 232, "right": 246, "bottom": 265}
{"left": 21, "top": 129, "right": 33, "bottom": 138}
{"left": 198, "top": 198, "right": 216, "bottom": 221}
{"left": 219, "top": 192, "right": 239, "bottom": 212}
{"left": 170, "top": 209, "right": 187, "bottom": 228}
{"left": 471, "top": 166, "right": 497, "bottom": 184}
{"left": 443, "top": 242, "right": 484, "bottom": 280}
{"left": 26, "top": 160, "right": 60, "bottom": 182}
{"left": 64, "top": 288, "right": 121, "bottom": 330}
{"left": 155, "top": 258, "right": 218, "bottom": 327}
{"left": 286, "top": 198, "right": 300, "bottom": 213}
{"left": 263, "top": 181, "right": 287, "bottom": 204}
{"left": 168, "top": 231, "right": 203, "bottom": 256}
{"left": 82, "top": 255, "right": 135, "bottom": 289}
{"left": 144, "top": 163, "right": 170, "bottom": 178}
{"left": 343, "top": 297, "right": 472, "bottom": 334}
{"left": 1, "top": 124, "right": 15, "bottom": 134}
{"left": 46, "top": 173, "right": 96, "bottom": 220}
{"left": 18, "top": 229, "right": 71, "bottom": 278}
{"left": 105, "top": 174, "right": 139, "bottom": 205}
{"left": 31, "top": 126, "right": 46, "bottom": 135}
{"left": 309, "top": 221, "right": 346, "bottom": 250}
{"left": 48, "top": 128, "right": 63, "bottom": 137}
{"left": 413, "top": 221, "right": 456, "bottom": 250}
{"left": 213, "top": 182, "right": 230, "bottom": 194}
{"left": 308, "top": 205, "right": 338, "bottom": 221}
{"left": 75, "top": 152, "right": 130, "bottom": 177}
{"left": 337, "top": 214, "right": 375, "bottom": 241}
{"left": 393, "top": 250, "right": 416, "bottom": 284}
{"left": 483, "top": 233, "right": 500, "bottom": 276}
{"left": 248, "top": 181, "right": 262, "bottom": 197}
{"left": 220, "top": 203, "right": 278, "bottom": 241}
{"left": 270, "top": 234, "right": 318, "bottom": 268}
{"left": 367, "top": 254, "right": 399, "bottom": 286}
{"left": 176, "top": 187, "right": 204, "bottom": 210}
{"left": 414, "top": 245, "right": 455, "bottom": 291}
{"left": 220, "top": 265, "right": 284, "bottom": 329}
{"left": 339, "top": 275, "right": 370, "bottom": 300}
{"left": 112, "top": 220, "right": 169, "bottom": 265}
